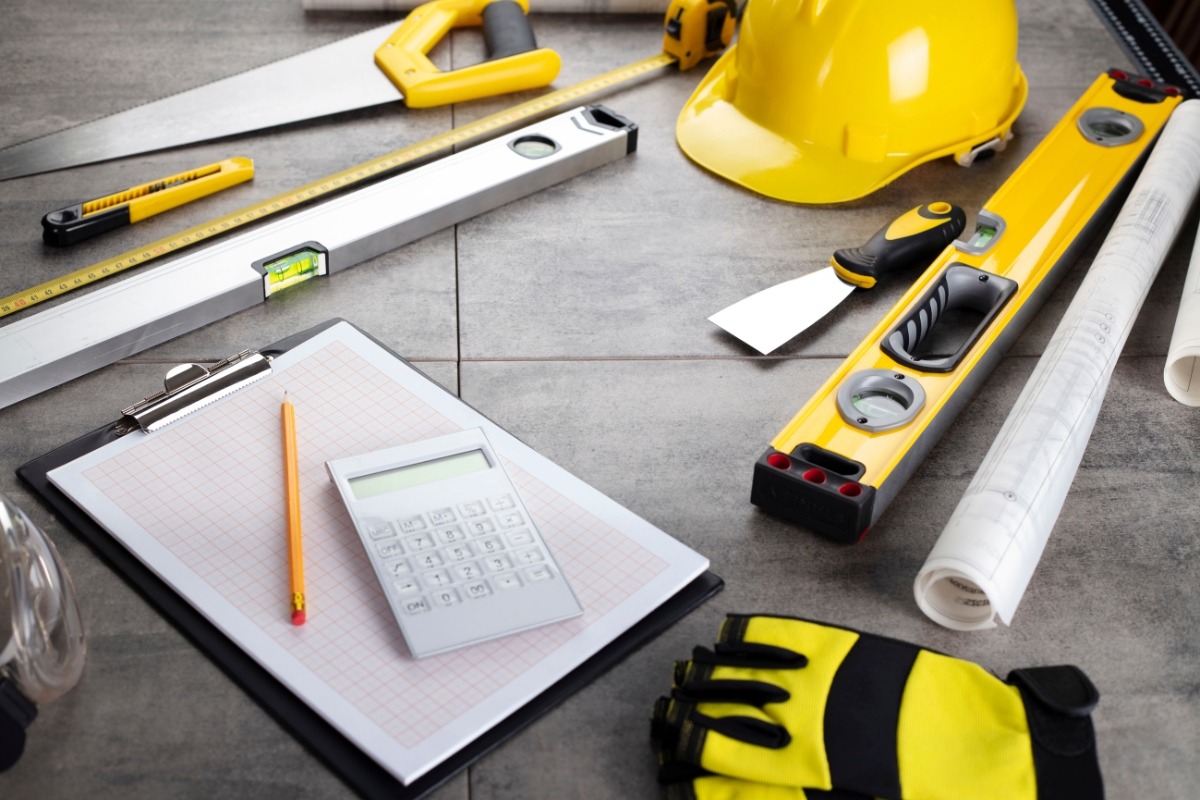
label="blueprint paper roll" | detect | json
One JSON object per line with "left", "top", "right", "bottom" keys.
{"left": 303, "top": 0, "right": 671, "bottom": 12}
{"left": 915, "top": 100, "right": 1200, "bottom": 631}
{"left": 1164, "top": 226, "right": 1200, "bottom": 405}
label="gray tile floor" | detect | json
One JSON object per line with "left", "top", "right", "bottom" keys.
{"left": 1, "top": 0, "right": 1198, "bottom": 797}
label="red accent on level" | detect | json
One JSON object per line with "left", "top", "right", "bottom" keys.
{"left": 802, "top": 468, "right": 826, "bottom": 485}
{"left": 767, "top": 453, "right": 792, "bottom": 470}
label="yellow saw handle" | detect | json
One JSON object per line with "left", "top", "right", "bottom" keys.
{"left": 375, "top": 0, "right": 561, "bottom": 108}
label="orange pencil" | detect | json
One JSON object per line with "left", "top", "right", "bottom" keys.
{"left": 281, "top": 391, "right": 306, "bottom": 625}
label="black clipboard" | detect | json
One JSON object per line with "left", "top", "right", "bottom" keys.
{"left": 17, "top": 319, "right": 723, "bottom": 800}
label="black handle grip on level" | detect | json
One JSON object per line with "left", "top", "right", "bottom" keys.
{"left": 482, "top": 0, "right": 538, "bottom": 60}
{"left": 831, "top": 202, "right": 967, "bottom": 289}
{"left": 880, "top": 263, "right": 1018, "bottom": 373}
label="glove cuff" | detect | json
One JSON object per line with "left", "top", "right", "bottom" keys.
{"left": 1008, "top": 666, "right": 1104, "bottom": 800}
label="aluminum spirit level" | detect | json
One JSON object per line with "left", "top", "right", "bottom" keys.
{"left": 0, "top": 105, "right": 636, "bottom": 410}
{"left": 750, "top": 71, "right": 1182, "bottom": 544}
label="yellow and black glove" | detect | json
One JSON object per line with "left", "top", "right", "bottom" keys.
{"left": 651, "top": 615, "right": 1103, "bottom": 800}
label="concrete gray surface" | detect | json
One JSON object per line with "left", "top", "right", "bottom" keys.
{"left": 0, "top": 0, "right": 1197, "bottom": 797}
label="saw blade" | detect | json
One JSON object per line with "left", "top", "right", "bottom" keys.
{"left": 709, "top": 267, "right": 856, "bottom": 355}
{"left": 0, "top": 23, "right": 403, "bottom": 181}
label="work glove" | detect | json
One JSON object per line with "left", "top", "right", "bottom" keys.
{"left": 651, "top": 615, "right": 1103, "bottom": 800}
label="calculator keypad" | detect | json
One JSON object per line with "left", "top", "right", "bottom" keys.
{"left": 377, "top": 496, "right": 560, "bottom": 625}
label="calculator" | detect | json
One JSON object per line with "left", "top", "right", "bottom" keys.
{"left": 326, "top": 428, "right": 583, "bottom": 658}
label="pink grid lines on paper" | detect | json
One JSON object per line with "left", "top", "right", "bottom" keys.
{"left": 81, "top": 341, "right": 668, "bottom": 748}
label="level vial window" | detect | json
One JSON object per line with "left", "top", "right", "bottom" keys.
{"left": 264, "top": 248, "right": 323, "bottom": 296}
{"left": 968, "top": 226, "right": 996, "bottom": 250}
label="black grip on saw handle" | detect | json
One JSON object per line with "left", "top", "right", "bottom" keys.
{"left": 483, "top": 0, "right": 539, "bottom": 60}
{"left": 831, "top": 202, "right": 967, "bottom": 289}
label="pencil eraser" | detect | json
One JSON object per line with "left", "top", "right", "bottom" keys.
{"left": 292, "top": 609, "right": 306, "bottom": 626}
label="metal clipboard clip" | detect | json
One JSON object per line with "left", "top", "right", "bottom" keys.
{"left": 117, "top": 350, "right": 273, "bottom": 435}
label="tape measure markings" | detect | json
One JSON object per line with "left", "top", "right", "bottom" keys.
{"left": 0, "top": 52, "right": 675, "bottom": 319}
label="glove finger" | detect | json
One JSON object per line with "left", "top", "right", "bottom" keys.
{"left": 658, "top": 696, "right": 848, "bottom": 790}
{"left": 672, "top": 680, "right": 789, "bottom": 706}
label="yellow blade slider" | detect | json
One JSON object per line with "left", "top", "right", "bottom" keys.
{"left": 41, "top": 157, "right": 254, "bottom": 246}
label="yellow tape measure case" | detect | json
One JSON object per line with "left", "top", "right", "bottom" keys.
{"left": 750, "top": 71, "right": 1182, "bottom": 544}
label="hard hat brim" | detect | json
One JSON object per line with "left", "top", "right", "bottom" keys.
{"left": 676, "top": 46, "right": 1028, "bottom": 205}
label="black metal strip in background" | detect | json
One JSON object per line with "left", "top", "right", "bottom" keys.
{"left": 1087, "top": 0, "right": 1200, "bottom": 97}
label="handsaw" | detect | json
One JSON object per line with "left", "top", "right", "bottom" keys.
{"left": 0, "top": 0, "right": 562, "bottom": 181}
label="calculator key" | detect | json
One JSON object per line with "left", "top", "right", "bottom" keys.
{"left": 488, "top": 494, "right": 515, "bottom": 511}
{"left": 404, "top": 532, "right": 437, "bottom": 552}
{"left": 455, "top": 562, "right": 483, "bottom": 581}
{"left": 386, "top": 559, "right": 413, "bottom": 577}
{"left": 459, "top": 501, "right": 487, "bottom": 518}
{"left": 368, "top": 522, "right": 396, "bottom": 540}
{"left": 466, "top": 518, "right": 496, "bottom": 536}
{"left": 498, "top": 511, "right": 525, "bottom": 529}
{"left": 463, "top": 581, "right": 491, "bottom": 600}
{"left": 526, "top": 565, "right": 554, "bottom": 582}
{"left": 424, "top": 569, "right": 453, "bottom": 588}
{"left": 399, "top": 516, "right": 427, "bottom": 533}
{"left": 415, "top": 552, "right": 445, "bottom": 570}
{"left": 436, "top": 525, "right": 468, "bottom": 544}
{"left": 377, "top": 541, "right": 405, "bottom": 559}
{"left": 401, "top": 596, "right": 431, "bottom": 615}
{"left": 477, "top": 536, "right": 505, "bottom": 555}
{"left": 429, "top": 508, "right": 457, "bottom": 525}
{"left": 485, "top": 555, "right": 513, "bottom": 573}
{"left": 445, "top": 544, "right": 475, "bottom": 562}
{"left": 433, "top": 589, "right": 461, "bottom": 607}
{"left": 505, "top": 529, "right": 535, "bottom": 547}
{"left": 393, "top": 577, "right": 420, "bottom": 595}
{"left": 515, "top": 547, "right": 545, "bottom": 565}
{"left": 495, "top": 573, "right": 522, "bottom": 590}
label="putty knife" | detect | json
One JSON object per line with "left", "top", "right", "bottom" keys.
{"left": 710, "top": 202, "right": 967, "bottom": 354}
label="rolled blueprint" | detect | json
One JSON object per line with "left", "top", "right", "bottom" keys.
{"left": 303, "top": 0, "right": 670, "bottom": 11}
{"left": 1164, "top": 227, "right": 1200, "bottom": 404}
{"left": 915, "top": 100, "right": 1200, "bottom": 631}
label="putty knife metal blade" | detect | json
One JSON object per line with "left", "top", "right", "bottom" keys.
{"left": 0, "top": 23, "right": 403, "bottom": 181}
{"left": 709, "top": 267, "right": 855, "bottom": 355}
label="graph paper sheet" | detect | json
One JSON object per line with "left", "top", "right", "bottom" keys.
{"left": 48, "top": 322, "right": 709, "bottom": 784}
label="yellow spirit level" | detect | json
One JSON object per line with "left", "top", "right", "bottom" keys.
{"left": 751, "top": 70, "right": 1182, "bottom": 544}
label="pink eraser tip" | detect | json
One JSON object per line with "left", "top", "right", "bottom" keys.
{"left": 292, "top": 610, "right": 306, "bottom": 625}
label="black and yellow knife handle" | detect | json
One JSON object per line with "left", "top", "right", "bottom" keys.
{"left": 831, "top": 202, "right": 967, "bottom": 289}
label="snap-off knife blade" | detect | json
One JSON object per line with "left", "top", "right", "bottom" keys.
{"left": 0, "top": 24, "right": 402, "bottom": 181}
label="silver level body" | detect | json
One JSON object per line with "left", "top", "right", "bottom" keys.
{"left": 0, "top": 105, "right": 637, "bottom": 409}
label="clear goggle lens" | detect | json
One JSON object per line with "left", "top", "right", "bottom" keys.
{"left": 0, "top": 493, "right": 86, "bottom": 705}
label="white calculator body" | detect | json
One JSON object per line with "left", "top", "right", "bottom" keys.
{"left": 326, "top": 428, "right": 583, "bottom": 658}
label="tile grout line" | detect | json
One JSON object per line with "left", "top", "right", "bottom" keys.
{"left": 451, "top": 30, "right": 464, "bottom": 404}
{"left": 113, "top": 352, "right": 1178, "bottom": 365}
{"left": 449, "top": 33, "right": 472, "bottom": 800}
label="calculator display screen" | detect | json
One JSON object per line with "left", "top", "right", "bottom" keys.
{"left": 349, "top": 450, "right": 490, "bottom": 499}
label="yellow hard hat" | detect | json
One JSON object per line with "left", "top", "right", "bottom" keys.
{"left": 676, "top": 0, "right": 1028, "bottom": 204}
